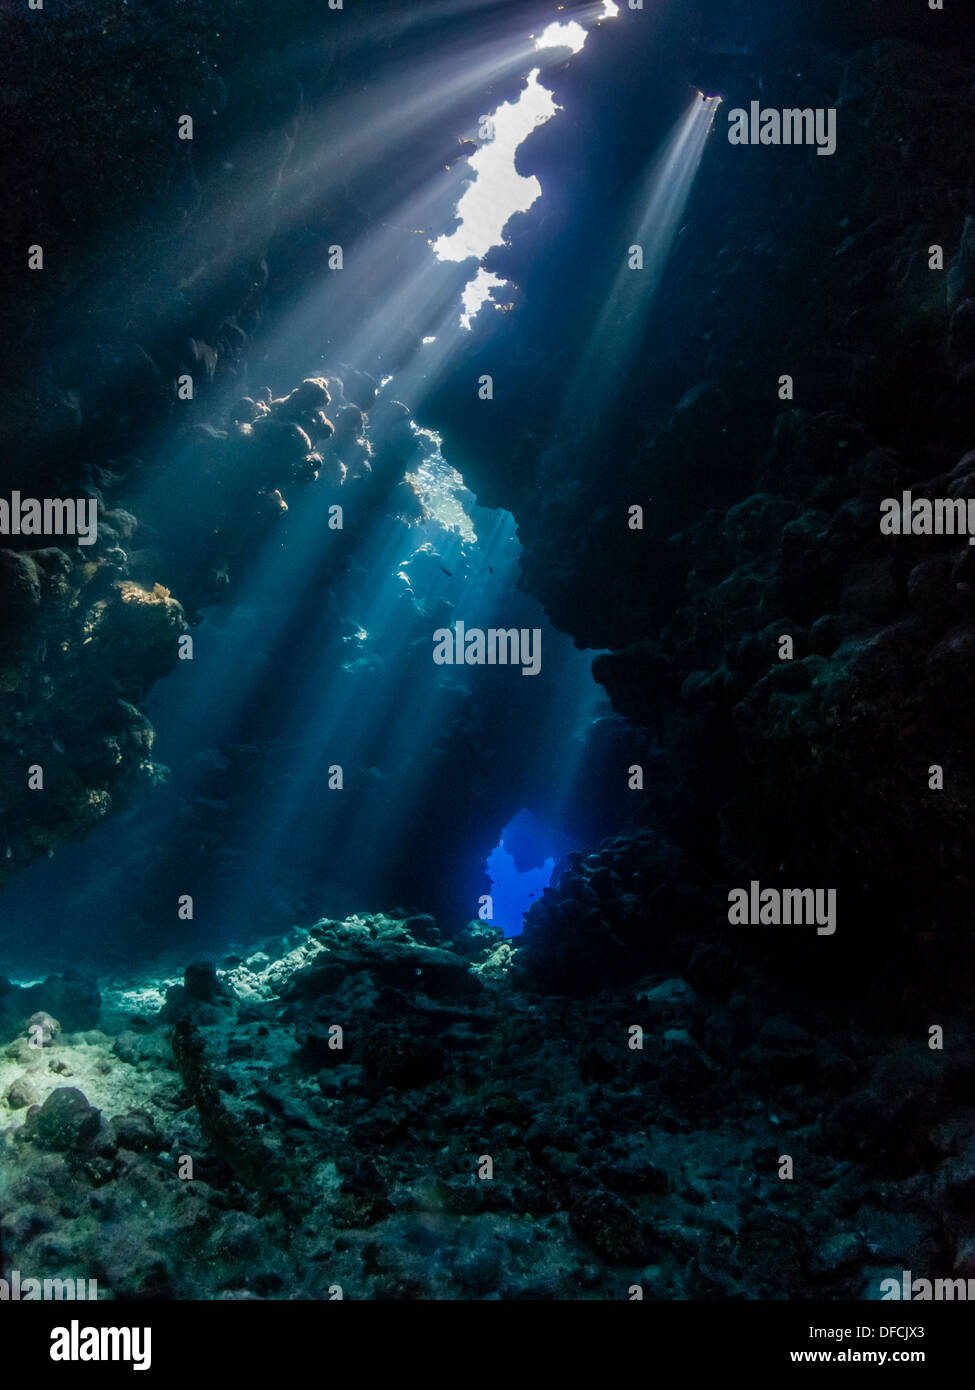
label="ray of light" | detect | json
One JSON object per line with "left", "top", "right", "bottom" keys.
{"left": 563, "top": 95, "right": 721, "bottom": 428}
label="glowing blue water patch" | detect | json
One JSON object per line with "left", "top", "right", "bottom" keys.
{"left": 486, "top": 839, "right": 555, "bottom": 937}
{"left": 405, "top": 426, "right": 477, "bottom": 542}
{"left": 486, "top": 809, "right": 576, "bottom": 935}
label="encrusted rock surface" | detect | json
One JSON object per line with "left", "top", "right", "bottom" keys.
{"left": 0, "top": 913, "right": 969, "bottom": 1299}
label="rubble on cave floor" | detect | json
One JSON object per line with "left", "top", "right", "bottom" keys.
{"left": 0, "top": 908, "right": 968, "bottom": 1300}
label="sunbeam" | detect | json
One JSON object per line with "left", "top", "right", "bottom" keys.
{"left": 564, "top": 94, "right": 721, "bottom": 428}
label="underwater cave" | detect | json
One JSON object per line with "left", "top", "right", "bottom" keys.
{"left": 1, "top": 0, "right": 975, "bottom": 1351}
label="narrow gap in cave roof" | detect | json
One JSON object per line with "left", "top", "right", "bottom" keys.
{"left": 432, "top": 4, "right": 618, "bottom": 329}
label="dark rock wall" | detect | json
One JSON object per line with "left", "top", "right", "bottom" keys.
{"left": 420, "top": 4, "right": 975, "bottom": 1000}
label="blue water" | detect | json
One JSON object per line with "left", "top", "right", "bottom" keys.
{"left": 486, "top": 807, "right": 579, "bottom": 936}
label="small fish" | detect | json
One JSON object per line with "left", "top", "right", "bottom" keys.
{"left": 440, "top": 565, "right": 453, "bottom": 577}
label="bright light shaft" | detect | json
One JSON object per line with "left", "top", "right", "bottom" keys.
{"left": 565, "top": 97, "right": 720, "bottom": 425}
{"left": 632, "top": 97, "right": 719, "bottom": 284}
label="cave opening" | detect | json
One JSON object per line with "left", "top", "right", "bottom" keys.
{"left": 485, "top": 808, "right": 577, "bottom": 937}
{"left": 432, "top": 1, "right": 618, "bottom": 329}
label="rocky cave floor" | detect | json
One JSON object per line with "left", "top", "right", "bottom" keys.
{"left": 2, "top": 899, "right": 973, "bottom": 1301}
